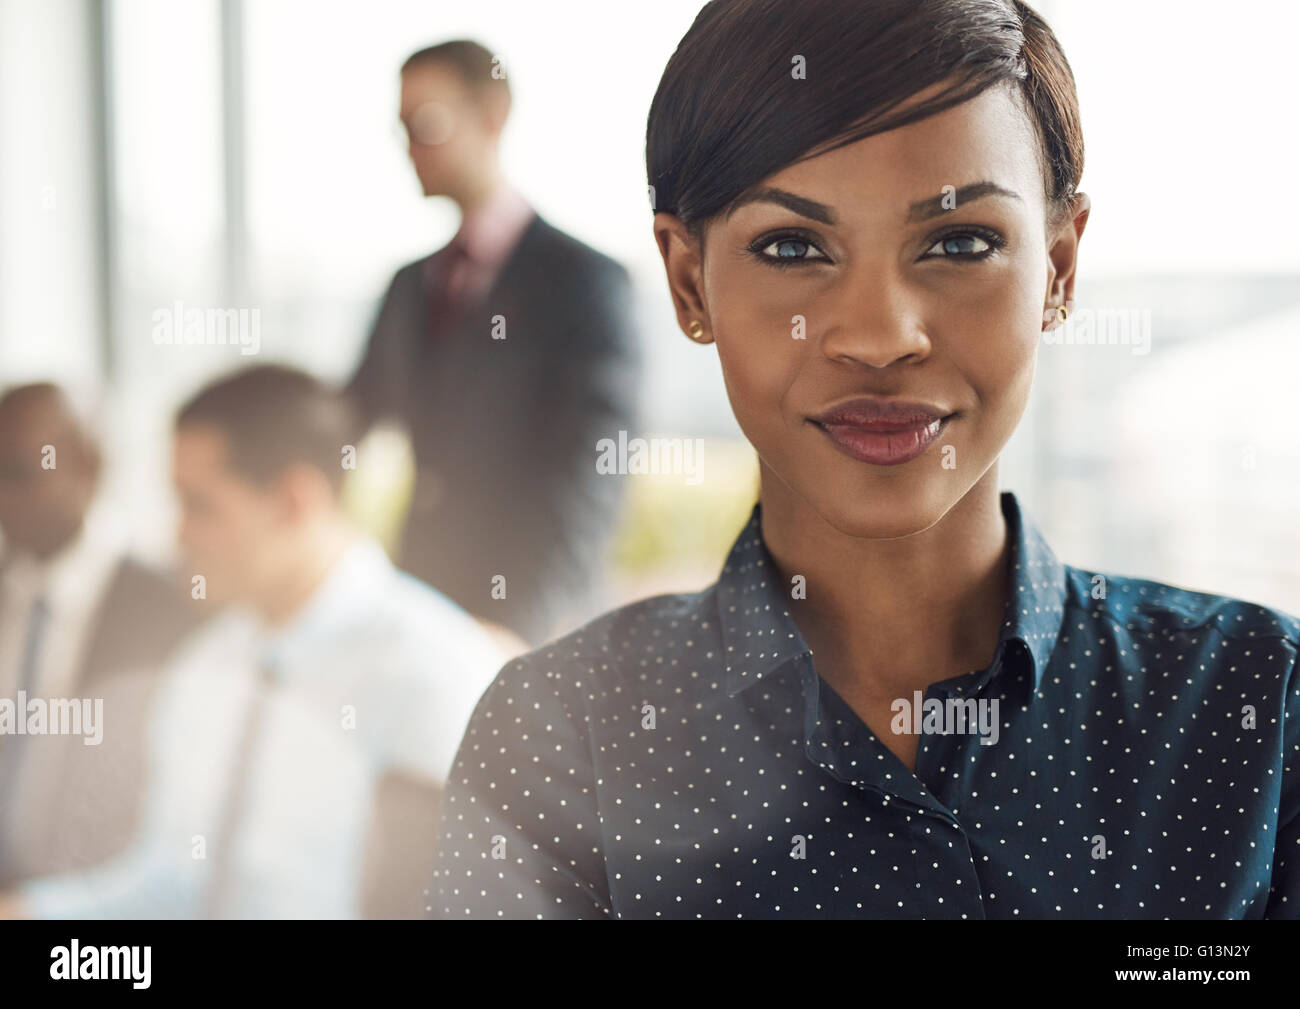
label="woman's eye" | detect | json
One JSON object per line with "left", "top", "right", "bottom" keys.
{"left": 924, "top": 232, "right": 996, "bottom": 258}
{"left": 757, "top": 237, "right": 827, "bottom": 265}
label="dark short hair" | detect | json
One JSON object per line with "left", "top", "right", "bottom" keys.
{"left": 646, "top": 0, "right": 1083, "bottom": 242}
{"left": 402, "top": 39, "right": 510, "bottom": 104}
{"left": 176, "top": 365, "right": 359, "bottom": 494}
{"left": 0, "top": 381, "right": 101, "bottom": 460}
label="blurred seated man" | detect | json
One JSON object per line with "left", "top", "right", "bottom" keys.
{"left": 0, "top": 365, "right": 509, "bottom": 919}
{"left": 0, "top": 383, "right": 199, "bottom": 888}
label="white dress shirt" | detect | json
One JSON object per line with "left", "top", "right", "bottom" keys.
{"left": 17, "top": 536, "right": 508, "bottom": 919}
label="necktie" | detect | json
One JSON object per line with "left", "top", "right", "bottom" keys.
{"left": 15, "top": 595, "right": 49, "bottom": 697}
{"left": 425, "top": 237, "right": 474, "bottom": 341}
{"left": 0, "top": 596, "right": 51, "bottom": 879}
{"left": 202, "top": 660, "right": 276, "bottom": 919}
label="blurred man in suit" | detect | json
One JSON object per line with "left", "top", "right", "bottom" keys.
{"left": 349, "top": 39, "right": 643, "bottom": 647}
{"left": 0, "top": 383, "right": 200, "bottom": 887}
{"left": 0, "top": 366, "right": 508, "bottom": 919}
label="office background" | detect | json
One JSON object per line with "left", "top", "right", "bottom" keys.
{"left": 3, "top": 0, "right": 1298, "bottom": 621}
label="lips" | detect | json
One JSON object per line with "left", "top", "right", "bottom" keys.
{"left": 810, "top": 397, "right": 955, "bottom": 466}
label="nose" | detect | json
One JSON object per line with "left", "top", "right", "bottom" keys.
{"left": 819, "top": 266, "right": 932, "bottom": 369}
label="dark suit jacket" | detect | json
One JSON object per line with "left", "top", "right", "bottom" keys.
{"left": 0, "top": 558, "right": 202, "bottom": 887}
{"left": 348, "top": 213, "right": 643, "bottom": 645}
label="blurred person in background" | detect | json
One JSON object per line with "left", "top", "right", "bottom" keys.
{"left": 0, "top": 365, "right": 509, "bottom": 919}
{"left": 0, "top": 383, "right": 199, "bottom": 890}
{"left": 348, "top": 39, "right": 643, "bottom": 648}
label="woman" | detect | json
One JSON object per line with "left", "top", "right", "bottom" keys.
{"left": 431, "top": 0, "right": 1300, "bottom": 919}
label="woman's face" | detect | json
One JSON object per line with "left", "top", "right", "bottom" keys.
{"left": 656, "top": 80, "right": 1087, "bottom": 539}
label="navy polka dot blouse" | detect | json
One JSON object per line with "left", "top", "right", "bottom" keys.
{"left": 430, "top": 491, "right": 1300, "bottom": 919}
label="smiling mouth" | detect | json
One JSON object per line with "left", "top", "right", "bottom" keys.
{"left": 812, "top": 413, "right": 956, "bottom": 466}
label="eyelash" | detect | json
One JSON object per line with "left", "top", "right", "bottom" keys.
{"left": 745, "top": 226, "right": 1007, "bottom": 270}
{"left": 922, "top": 225, "right": 1007, "bottom": 262}
{"left": 745, "top": 230, "right": 826, "bottom": 271}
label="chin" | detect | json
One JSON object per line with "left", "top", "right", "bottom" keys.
{"left": 197, "top": 582, "right": 232, "bottom": 607}
{"left": 794, "top": 469, "right": 962, "bottom": 542}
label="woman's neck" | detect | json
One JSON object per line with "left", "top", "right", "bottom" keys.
{"left": 758, "top": 468, "right": 1011, "bottom": 701}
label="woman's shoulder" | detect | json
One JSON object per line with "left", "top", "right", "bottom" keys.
{"left": 527, "top": 586, "right": 718, "bottom": 662}
{"left": 1060, "top": 563, "right": 1300, "bottom": 647}
{"left": 483, "top": 586, "right": 722, "bottom": 693}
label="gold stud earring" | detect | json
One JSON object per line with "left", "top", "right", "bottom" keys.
{"left": 686, "top": 319, "right": 709, "bottom": 343}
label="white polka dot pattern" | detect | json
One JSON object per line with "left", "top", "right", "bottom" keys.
{"left": 430, "top": 492, "right": 1300, "bottom": 919}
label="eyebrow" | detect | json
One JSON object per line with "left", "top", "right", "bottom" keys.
{"left": 906, "top": 181, "right": 1022, "bottom": 222}
{"left": 724, "top": 181, "right": 1022, "bottom": 226}
{"left": 725, "top": 186, "right": 837, "bottom": 224}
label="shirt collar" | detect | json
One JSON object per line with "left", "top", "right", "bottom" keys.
{"left": 719, "top": 490, "right": 1067, "bottom": 698}
{"left": 257, "top": 537, "right": 392, "bottom": 679}
{"left": 0, "top": 504, "right": 123, "bottom": 607}
{"left": 451, "top": 181, "right": 534, "bottom": 268}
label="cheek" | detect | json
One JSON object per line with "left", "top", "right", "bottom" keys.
{"left": 713, "top": 316, "right": 803, "bottom": 444}
{"left": 937, "top": 264, "right": 1042, "bottom": 413}
{"left": 188, "top": 516, "right": 229, "bottom": 561}
{"left": 200, "top": 500, "right": 262, "bottom": 557}
{"left": 705, "top": 258, "right": 811, "bottom": 429}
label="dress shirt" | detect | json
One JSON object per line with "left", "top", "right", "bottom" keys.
{"left": 422, "top": 181, "right": 535, "bottom": 317}
{"left": 0, "top": 508, "right": 123, "bottom": 703}
{"left": 20, "top": 537, "right": 508, "bottom": 919}
{"left": 431, "top": 491, "right": 1300, "bottom": 919}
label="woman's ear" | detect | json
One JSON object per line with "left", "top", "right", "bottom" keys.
{"left": 1045, "top": 191, "right": 1091, "bottom": 314}
{"left": 653, "top": 212, "right": 714, "bottom": 344}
